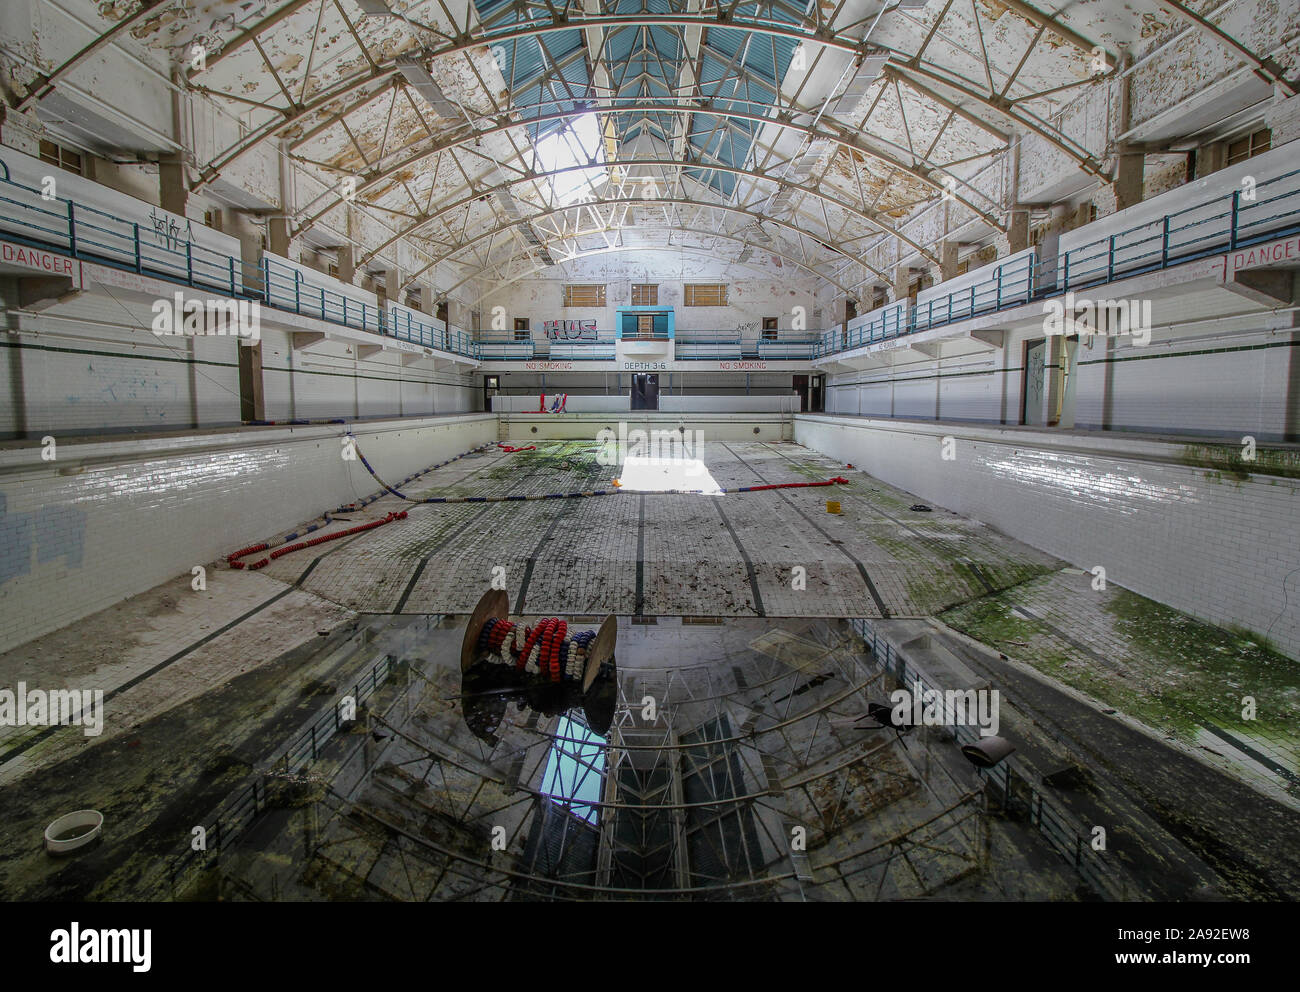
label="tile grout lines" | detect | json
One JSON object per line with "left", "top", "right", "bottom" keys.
{"left": 761, "top": 442, "right": 999, "bottom": 598}
{"left": 513, "top": 441, "right": 606, "bottom": 615}
{"left": 720, "top": 442, "right": 890, "bottom": 618}
{"left": 393, "top": 445, "right": 567, "bottom": 614}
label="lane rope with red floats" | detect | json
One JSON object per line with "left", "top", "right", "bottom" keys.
{"left": 225, "top": 440, "right": 493, "bottom": 570}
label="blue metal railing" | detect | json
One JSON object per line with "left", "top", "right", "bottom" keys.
{"left": 0, "top": 161, "right": 480, "bottom": 361}
{"left": 545, "top": 340, "right": 615, "bottom": 360}
{"left": 478, "top": 340, "right": 535, "bottom": 359}
{"left": 815, "top": 166, "right": 1300, "bottom": 359}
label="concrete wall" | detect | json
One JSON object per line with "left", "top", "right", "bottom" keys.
{"left": 0, "top": 413, "right": 496, "bottom": 652}
{"left": 495, "top": 394, "right": 629, "bottom": 413}
{"left": 794, "top": 413, "right": 1300, "bottom": 660}
{"left": 478, "top": 251, "right": 823, "bottom": 343}
{"left": 496, "top": 372, "right": 803, "bottom": 396}
{"left": 659, "top": 394, "right": 794, "bottom": 413}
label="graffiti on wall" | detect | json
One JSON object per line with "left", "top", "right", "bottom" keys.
{"left": 147, "top": 206, "right": 197, "bottom": 254}
{"left": 543, "top": 319, "right": 598, "bottom": 340}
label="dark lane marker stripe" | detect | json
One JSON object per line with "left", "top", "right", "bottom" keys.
{"left": 635, "top": 494, "right": 646, "bottom": 616}
{"left": 392, "top": 448, "right": 551, "bottom": 613}
{"left": 722, "top": 442, "right": 890, "bottom": 618}
{"left": 712, "top": 498, "right": 766, "bottom": 616}
{"left": 761, "top": 441, "right": 997, "bottom": 598}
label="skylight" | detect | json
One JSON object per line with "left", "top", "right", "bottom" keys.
{"left": 540, "top": 714, "right": 606, "bottom": 824}
{"left": 534, "top": 113, "right": 606, "bottom": 206}
{"left": 618, "top": 454, "right": 722, "bottom": 495}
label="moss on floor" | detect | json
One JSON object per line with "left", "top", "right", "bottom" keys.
{"left": 1101, "top": 589, "right": 1300, "bottom": 748}
{"left": 941, "top": 580, "right": 1300, "bottom": 771}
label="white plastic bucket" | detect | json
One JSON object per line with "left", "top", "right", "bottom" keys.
{"left": 44, "top": 809, "right": 103, "bottom": 855}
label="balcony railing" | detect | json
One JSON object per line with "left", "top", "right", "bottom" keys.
{"left": 478, "top": 340, "right": 535, "bottom": 359}
{"left": 814, "top": 165, "right": 1300, "bottom": 359}
{"left": 0, "top": 158, "right": 480, "bottom": 361}
{"left": 545, "top": 341, "right": 615, "bottom": 359}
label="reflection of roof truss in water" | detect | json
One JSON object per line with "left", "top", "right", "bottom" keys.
{"left": 254, "top": 620, "right": 1011, "bottom": 901}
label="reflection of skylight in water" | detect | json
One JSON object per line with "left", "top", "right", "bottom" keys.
{"left": 534, "top": 113, "right": 605, "bottom": 206}
{"left": 541, "top": 714, "right": 605, "bottom": 824}
{"left": 619, "top": 455, "right": 722, "bottom": 495}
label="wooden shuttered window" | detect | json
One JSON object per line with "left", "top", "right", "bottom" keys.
{"left": 563, "top": 284, "right": 606, "bottom": 307}
{"left": 684, "top": 283, "right": 727, "bottom": 307}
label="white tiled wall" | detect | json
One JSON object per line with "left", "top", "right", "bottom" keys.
{"left": 0, "top": 414, "right": 496, "bottom": 652}
{"left": 795, "top": 414, "right": 1300, "bottom": 660}
{"left": 827, "top": 325, "right": 1298, "bottom": 439}
{"left": 0, "top": 311, "right": 481, "bottom": 437}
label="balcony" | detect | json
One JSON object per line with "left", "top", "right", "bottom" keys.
{"left": 0, "top": 152, "right": 480, "bottom": 361}
{"left": 814, "top": 157, "right": 1300, "bottom": 359}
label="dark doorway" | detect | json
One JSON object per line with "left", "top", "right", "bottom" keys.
{"left": 238, "top": 342, "right": 265, "bottom": 422}
{"left": 631, "top": 374, "right": 659, "bottom": 411}
{"left": 483, "top": 374, "right": 500, "bottom": 412}
{"left": 762, "top": 317, "right": 778, "bottom": 341}
{"left": 843, "top": 298, "right": 857, "bottom": 348}
{"left": 792, "top": 374, "right": 825, "bottom": 413}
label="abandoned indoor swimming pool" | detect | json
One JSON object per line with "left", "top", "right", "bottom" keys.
{"left": 1, "top": 0, "right": 1299, "bottom": 941}
{"left": 1, "top": 437, "right": 1296, "bottom": 902}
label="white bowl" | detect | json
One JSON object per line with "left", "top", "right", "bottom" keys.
{"left": 44, "top": 809, "right": 104, "bottom": 855}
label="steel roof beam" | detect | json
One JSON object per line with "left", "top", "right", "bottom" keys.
{"left": 407, "top": 195, "right": 884, "bottom": 287}
{"left": 447, "top": 232, "right": 860, "bottom": 299}
{"left": 15, "top": 0, "right": 171, "bottom": 111}
{"left": 1151, "top": 0, "right": 1298, "bottom": 96}
{"left": 290, "top": 100, "right": 997, "bottom": 236}
{"left": 306, "top": 152, "right": 934, "bottom": 266}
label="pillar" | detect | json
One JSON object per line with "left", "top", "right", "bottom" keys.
{"left": 159, "top": 153, "right": 188, "bottom": 216}
{"left": 1114, "top": 147, "right": 1145, "bottom": 211}
{"left": 1113, "top": 50, "right": 1144, "bottom": 211}
{"left": 1006, "top": 206, "right": 1030, "bottom": 254}
{"left": 893, "top": 264, "right": 911, "bottom": 303}
{"left": 268, "top": 218, "right": 292, "bottom": 257}
{"left": 938, "top": 241, "right": 959, "bottom": 281}
{"left": 337, "top": 245, "right": 356, "bottom": 284}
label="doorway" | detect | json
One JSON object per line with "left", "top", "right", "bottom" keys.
{"left": 483, "top": 374, "right": 499, "bottom": 412}
{"left": 792, "top": 374, "right": 826, "bottom": 414}
{"left": 1022, "top": 339, "right": 1047, "bottom": 425}
{"left": 631, "top": 374, "right": 659, "bottom": 411}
